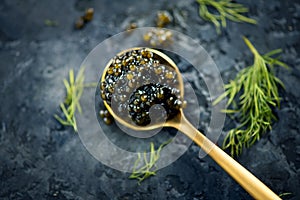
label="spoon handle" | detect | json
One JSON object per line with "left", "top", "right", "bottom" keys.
{"left": 174, "top": 114, "right": 281, "bottom": 200}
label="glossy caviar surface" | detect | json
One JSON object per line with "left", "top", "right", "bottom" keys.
{"left": 100, "top": 48, "right": 184, "bottom": 126}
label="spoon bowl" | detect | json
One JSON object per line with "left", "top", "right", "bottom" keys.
{"left": 100, "top": 47, "right": 280, "bottom": 200}
{"left": 101, "top": 47, "right": 184, "bottom": 131}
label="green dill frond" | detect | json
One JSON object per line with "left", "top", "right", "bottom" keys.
{"left": 54, "top": 67, "right": 97, "bottom": 132}
{"left": 213, "top": 37, "right": 289, "bottom": 157}
{"left": 44, "top": 19, "right": 58, "bottom": 27}
{"left": 196, "top": 0, "right": 257, "bottom": 34}
{"left": 129, "top": 140, "right": 171, "bottom": 184}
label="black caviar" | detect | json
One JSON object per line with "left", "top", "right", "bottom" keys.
{"left": 100, "top": 48, "right": 185, "bottom": 126}
{"left": 128, "top": 83, "right": 182, "bottom": 126}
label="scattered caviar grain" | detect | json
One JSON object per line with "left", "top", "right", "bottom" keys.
{"left": 103, "top": 117, "right": 113, "bottom": 125}
{"left": 75, "top": 7, "right": 94, "bottom": 30}
{"left": 83, "top": 8, "right": 94, "bottom": 22}
{"left": 75, "top": 17, "right": 85, "bottom": 29}
{"left": 156, "top": 11, "right": 173, "bottom": 28}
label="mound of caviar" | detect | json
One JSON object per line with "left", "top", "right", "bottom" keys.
{"left": 100, "top": 48, "right": 185, "bottom": 126}
{"left": 128, "top": 83, "right": 182, "bottom": 126}
{"left": 101, "top": 48, "right": 178, "bottom": 106}
{"left": 101, "top": 49, "right": 158, "bottom": 103}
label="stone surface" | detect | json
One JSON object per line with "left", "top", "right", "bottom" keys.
{"left": 0, "top": 0, "right": 300, "bottom": 199}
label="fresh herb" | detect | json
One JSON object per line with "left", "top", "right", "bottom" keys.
{"left": 196, "top": 0, "right": 257, "bottom": 34}
{"left": 213, "top": 37, "right": 289, "bottom": 157}
{"left": 129, "top": 140, "right": 171, "bottom": 184}
{"left": 278, "top": 192, "right": 292, "bottom": 197}
{"left": 54, "top": 67, "right": 96, "bottom": 131}
{"left": 44, "top": 19, "right": 58, "bottom": 27}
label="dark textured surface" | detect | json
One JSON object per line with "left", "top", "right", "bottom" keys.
{"left": 0, "top": 0, "right": 300, "bottom": 199}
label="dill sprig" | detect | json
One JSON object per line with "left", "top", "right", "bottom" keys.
{"left": 213, "top": 37, "right": 289, "bottom": 157}
{"left": 279, "top": 192, "right": 292, "bottom": 197}
{"left": 44, "top": 19, "right": 58, "bottom": 27}
{"left": 54, "top": 67, "right": 96, "bottom": 132}
{"left": 196, "top": 0, "right": 257, "bottom": 34}
{"left": 129, "top": 140, "right": 171, "bottom": 184}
